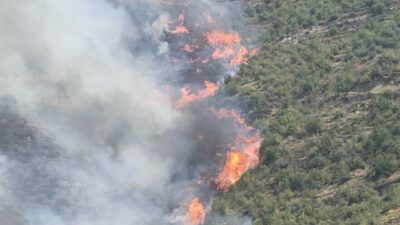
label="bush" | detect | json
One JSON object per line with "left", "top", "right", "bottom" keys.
{"left": 371, "top": 153, "right": 398, "bottom": 178}
{"left": 368, "top": 1, "right": 387, "bottom": 15}
{"left": 307, "top": 154, "right": 327, "bottom": 169}
{"left": 271, "top": 108, "right": 304, "bottom": 137}
{"left": 367, "top": 126, "right": 392, "bottom": 154}
{"left": 370, "top": 54, "right": 399, "bottom": 79}
{"left": 332, "top": 161, "right": 351, "bottom": 183}
{"left": 333, "top": 70, "right": 358, "bottom": 92}
{"left": 263, "top": 146, "right": 283, "bottom": 165}
{"left": 305, "top": 117, "right": 322, "bottom": 134}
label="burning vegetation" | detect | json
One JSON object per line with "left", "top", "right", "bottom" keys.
{"left": 188, "top": 198, "right": 206, "bottom": 225}
{"left": 161, "top": 0, "right": 261, "bottom": 223}
{"left": 0, "top": 0, "right": 261, "bottom": 224}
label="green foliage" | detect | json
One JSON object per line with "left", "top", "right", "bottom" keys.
{"left": 366, "top": 0, "right": 388, "bottom": 15}
{"left": 332, "top": 161, "right": 351, "bottom": 183}
{"left": 213, "top": 1, "right": 400, "bottom": 224}
{"left": 370, "top": 54, "right": 399, "bottom": 79}
{"left": 270, "top": 108, "right": 304, "bottom": 137}
{"left": 304, "top": 117, "right": 322, "bottom": 134}
{"left": 371, "top": 153, "right": 398, "bottom": 178}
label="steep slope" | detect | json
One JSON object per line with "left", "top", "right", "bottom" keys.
{"left": 210, "top": 0, "right": 400, "bottom": 224}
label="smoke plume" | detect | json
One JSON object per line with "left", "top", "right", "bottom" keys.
{"left": 0, "top": 0, "right": 258, "bottom": 224}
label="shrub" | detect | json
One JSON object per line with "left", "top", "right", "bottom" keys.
{"left": 371, "top": 153, "right": 398, "bottom": 178}
{"left": 370, "top": 54, "right": 399, "bottom": 79}
{"left": 332, "top": 161, "right": 351, "bottom": 183}
{"left": 305, "top": 117, "right": 322, "bottom": 134}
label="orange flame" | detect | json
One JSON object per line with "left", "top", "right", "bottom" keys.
{"left": 169, "top": 25, "right": 189, "bottom": 34}
{"left": 181, "top": 43, "right": 196, "bottom": 53}
{"left": 216, "top": 134, "right": 261, "bottom": 192}
{"left": 175, "top": 81, "right": 220, "bottom": 108}
{"left": 210, "top": 106, "right": 246, "bottom": 126}
{"left": 205, "top": 31, "right": 253, "bottom": 66}
{"left": 206, "top": 31, "right": 241, "bottom": 46}
{"left": 168, "top": 14, "right": 189, "bottom": 35}
{"left": 188, "top": 198, "right": 205, "bottom": 225}
{"left": 250, "top": 48, "right": 258, "bottom": 57}
{"left": 230, "top": 46, "right": 249, "bottom": 66}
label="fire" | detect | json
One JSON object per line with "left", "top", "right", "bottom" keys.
{"left": 206, "top": 31, "right": 241, "bottom": 46}
{"left": 168, "top": 14, "right": 189, "bottom": 35}
{"left": 250, "top": 48, "right": 258, "bottom": 56}
{"left": 210, "top": 106, "right": 246, "bottom": 126}
{"left": 175, "top": 81, "right": 220, "bottom": 108}
{"left": 216, "top": 134, "right": 261, "bottom": 192}
{"left": 181, "top": 43, "right": 196, "bottom": 53}
{"left": 230, "top": 46, "right": 249, "bottom": 66}
{"left": 205, "top": 31, "right": 253, "bottom": 66}
{"left": 169, "top": 24, "right": 189, "bottom": 34}
{"left": 188, "top": 198, "right": 205, "bottom": 225}
{"left": 163, "top": 2, "right": 262, "bottom": 221}
{"left": 205, "top": 14, "right": 214, "bottom": 24}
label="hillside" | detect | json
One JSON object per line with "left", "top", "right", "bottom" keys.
{"left": 211, "top": 0, "right": 400, "bottom": 224}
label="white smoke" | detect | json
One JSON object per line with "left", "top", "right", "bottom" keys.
{"left": 0, "top": 0, "right": 254, "bottom": 224}
{"left": 0, "top": 0, "right": 196, "bottom": 224}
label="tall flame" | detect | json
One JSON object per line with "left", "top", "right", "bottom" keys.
{"left": 216, "top": 134, "right": 261, "bottom": 192}
{"left": 188, "top": 198, "right": 206, "bottom": 225}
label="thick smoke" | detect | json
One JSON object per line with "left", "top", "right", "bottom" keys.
{"left": 0, "top": 0, "right": 253, "bottom": 225}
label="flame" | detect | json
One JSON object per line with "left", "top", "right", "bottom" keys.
{"left": 250, "top": 48, "right": 258, "bottom": 56}
{"left": 181, "top": 43, "right": 196, "bottom": 53}
{"left": 168, "top": 14, "right": 189, "bottom": 35}
{"left": 205, "top": 31, "right": 253, "bottom": 66}
{"left": 205, "top": 14, "right": 214, "bottom": 24}
{"left": 188, "top": 198, "right": 205, "bottom": 225}
{"left": 216, "top": 134, "right": 261, "bottom": 192}
{"left": 162, "top": 2, "right": 262, "bottom": 221}
{"left": 206, "top": 31, "right": 241, "bottom": 46}
{"left": 169, "top": 24, "right": 189, "bottom": 34}
{"left": 175, "top": 81, "right": 220, "bottom": 108}
{"left": 210, "top": 106, "right": 246, "bottom": 126}
{"left": 230, "top": 46, "right": 249, "bottom": 66}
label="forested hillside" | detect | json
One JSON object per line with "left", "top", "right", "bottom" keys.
{"left": 211, "top": 0, "right": 400, "bottom": 224}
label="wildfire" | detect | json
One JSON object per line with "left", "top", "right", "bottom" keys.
{"left": 205, "top": 31, "right": 255, "bottom": 66}
{"left": 175, "top": 81, "right": 220, "bottom": 108}
{"left": 206, "top": 31, "right": 241, "bottom": 46}
{"left": 181, "top": 43, "right": 197, "bottom": 53}
{"left": 188, "top": 198, "right": 205, "bottom": 225}
{"left": 230, "top": 46, "right": 249, "bottom": 66}
{"left": 163, "top": 2, "right": 262, "bottom": 222}
{"left": 216, "top": 134, "right": 261, "bottom": 192}
{"left": 210, "top": 106, "right": 246, "bottom": 126}
{"left": 168, "top": 14, "right": 189, "bottom": 35}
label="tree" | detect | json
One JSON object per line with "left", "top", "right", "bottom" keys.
{"left": 305, "top": 117, "right": 322, "bottom": 134}
{"left": 371, "top": 153, "right": 398, "bottom": 178}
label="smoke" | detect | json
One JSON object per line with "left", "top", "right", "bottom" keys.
{"left": 0, "top": 0, "right": 255, "bottom": 225}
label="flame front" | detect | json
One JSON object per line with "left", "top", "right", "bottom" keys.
{"left": 216, "top": 134, "right": 261, "bottom": 192}
{"left": 175, "top": 81, "right": 220, "bottom": 108}
{"left": 211, "top": 106, "right": 246, "bottom": 126}
{"left": 205, "top": 31, "right": 254, "bottom": 66}
{"left": 188, "top": 198, "right": 206, "bottom": 225}
{"left": 161, "top": 0, "right": 261, "bottom": 222}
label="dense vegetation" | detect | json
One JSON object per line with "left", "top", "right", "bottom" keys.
{"left": 210, "top": 0, "right": 400, "bottom": 224}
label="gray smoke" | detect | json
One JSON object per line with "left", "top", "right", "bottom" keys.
{"left": 0, "top": 0, "right": 252, "bottom": 224}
